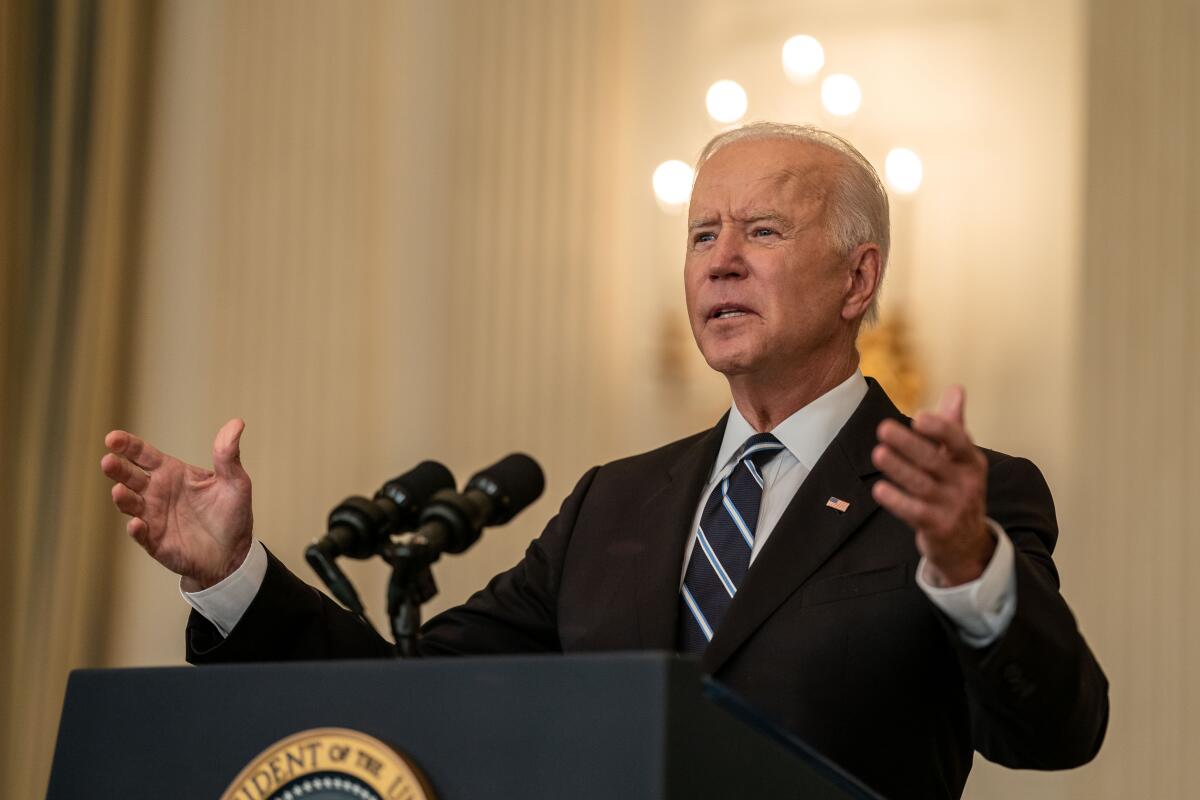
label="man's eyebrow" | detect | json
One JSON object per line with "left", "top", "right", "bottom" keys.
{"left": 738, "top": 211, "right": 790, "bottom": 225}
{"left": 688, "top": 211, "right": 790, "bottom": 231}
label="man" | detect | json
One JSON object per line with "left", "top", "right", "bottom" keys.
{"left": 101, "top": 123, "right": 1107, "bottom": 799}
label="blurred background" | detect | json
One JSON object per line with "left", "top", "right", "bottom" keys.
{"left": 1, "top": 0, "right": 1196, "bottom": 797}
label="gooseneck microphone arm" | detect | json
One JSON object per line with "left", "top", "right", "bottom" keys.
{"left": 386, "top": 453, "right": 545, "bottom": 658}
{"left": 305, "top": 496, "right": 388, "bottom": 616}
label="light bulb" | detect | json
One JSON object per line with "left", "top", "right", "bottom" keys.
{"left": 885, "top": 148, "right": 923, "bottom": 194}
{"left": 652, "top": 160, "right": 695, "bottom": 207}
{"left": 782, "top": 35, "right": 824, "bottom": 83}
{"left": 820, "top": 74, "right": 861, "bottom": 116}
{"left": 705, "top": 80, "right": 748, "bottom": 124}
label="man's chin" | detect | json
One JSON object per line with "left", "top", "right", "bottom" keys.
{"left": 701, "top": 348, "right": 761, "bottom": 377}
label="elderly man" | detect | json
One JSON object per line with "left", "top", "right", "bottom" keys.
{"left": 101, "top": 122, "right": 1107, "bottom": 799}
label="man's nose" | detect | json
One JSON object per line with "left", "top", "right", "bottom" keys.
{"left": 708, "top": 231, "right": 748, "bottom": 279}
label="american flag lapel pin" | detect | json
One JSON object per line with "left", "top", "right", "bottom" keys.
{"left": 826, "top": 496, "right": 850, "bottom": 513}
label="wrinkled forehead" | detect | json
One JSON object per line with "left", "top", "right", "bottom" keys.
{"left": 689, "top": 140, "right": 838, "bottom": 221}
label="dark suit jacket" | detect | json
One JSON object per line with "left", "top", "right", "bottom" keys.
{"left": 189, "top": 379, "right": 1108, "bottom": 799}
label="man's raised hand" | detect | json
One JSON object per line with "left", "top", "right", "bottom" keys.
{"left": 100, "top": 418, "right": 255, "bottom": 591}
{"left": 871, "top": 386, "right": 995, "bottom": 587}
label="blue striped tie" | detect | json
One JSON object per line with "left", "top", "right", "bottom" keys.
{"left": 679, "top": 433, "right": 785, "bottom": 654}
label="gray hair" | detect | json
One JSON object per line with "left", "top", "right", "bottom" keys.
{"left": 696, "top": 122, "right": 890, "bottom": 325}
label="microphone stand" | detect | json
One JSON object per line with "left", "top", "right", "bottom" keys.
{"left": 383, "top": 534, "right": 440, "bottom": 658}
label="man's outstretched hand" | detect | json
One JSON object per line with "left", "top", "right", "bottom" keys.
{"left": 871, "top": 386, "right": 995, "bottom": 587}
{"left": 101, "top": 419, "right": 254, "bottom": 591}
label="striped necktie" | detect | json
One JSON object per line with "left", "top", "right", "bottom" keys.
{"left": 679, "top": 433, "right": 785, "bottom": 654}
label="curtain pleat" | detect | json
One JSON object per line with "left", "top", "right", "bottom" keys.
{"left": 0, "top": 1, "right": 158, "bottom": 796}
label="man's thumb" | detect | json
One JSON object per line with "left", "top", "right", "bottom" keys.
{"left": 937, "top": 385, "right": 965, "bottom": 424}
{"left": 213, "top": 418, "right": 247, "bottom": 480}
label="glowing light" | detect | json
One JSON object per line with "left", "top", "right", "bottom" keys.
{"left": 885, "top": 148, "right": 923, "bottom": 194}
{"left": 652, "top": 160, "right": 695, "bottom": 208}
{"left": 781, "top": 35, "right": 824, "bottom": 83}
{"left": 820, "top": 74, "right": 861, "bottom": 117}
{"left": 705, "top": 80, "right": 748, "bottom": 124}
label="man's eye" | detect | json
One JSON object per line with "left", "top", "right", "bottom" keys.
{"left": 694, "top": 232, "right": 716, "bottom": 244}
{"left": 752, "top": 227, "right": 777, "bottom": 238}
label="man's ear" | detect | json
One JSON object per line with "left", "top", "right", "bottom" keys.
{"left": 841, "top": 243, "right": 883, "bottom": 321}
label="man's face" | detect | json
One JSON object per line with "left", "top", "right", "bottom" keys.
{"left": 684, "top": 137, "right": 854, "bottom": 380}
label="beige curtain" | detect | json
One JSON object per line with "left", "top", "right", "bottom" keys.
{"left": 0, "top": 1, "right": 158, "bottom": 796}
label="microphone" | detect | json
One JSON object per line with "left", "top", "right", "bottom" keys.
{"left": 306, "top": 460, "right": 455, "bottom": 613}
{"left": 411, "top": 453, "right": 545, "bottom": 558}
{"left": 386, "top": 454, "right": 543, "bottom": 657}
{"left": 374, "top": 460, "right": 458, "bottom": 536}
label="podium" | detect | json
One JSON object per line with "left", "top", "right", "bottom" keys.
{"left": 48, "top": 653, "right": 881, "bottom": 799}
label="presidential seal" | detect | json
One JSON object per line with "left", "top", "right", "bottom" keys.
{"left": 219, "top": 727, "right": 435, "bottom": 800}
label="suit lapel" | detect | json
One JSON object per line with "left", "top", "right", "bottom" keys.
{"left": 634, "top": 415, "right": 728, "bottom": 650}
{"left": 701, "top": 380, "right": 905, "bottom": 673}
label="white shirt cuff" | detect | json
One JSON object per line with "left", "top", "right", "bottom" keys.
{"left": 180, "top": 539, "right": 268, "bottom": 637}
{"left": 915, "top": 518, "right": 1017, "bottom": 648}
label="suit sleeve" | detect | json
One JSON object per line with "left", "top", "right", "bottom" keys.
{"left": 186, "top": 547, "right": 395, "bottom": 662}
{"left": 943, "top": 455, "right": 1109, "bottom": 768}
{"left": 186, "top": 466, "right": 600, "bottom": 663}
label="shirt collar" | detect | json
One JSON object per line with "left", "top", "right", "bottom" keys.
{"left": 712, "top": 369, "right": 868, "bottom": 481}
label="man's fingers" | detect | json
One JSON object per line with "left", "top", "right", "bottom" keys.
{"left": 212, "top": 418, "right": 247, "bottom": 481}
{"left": 100, "top": 453, "right": 151, "bottom": 493}
{"left": 872, "top": 479, "right": 936, "bottom": 529}
{"left": 126, "top": 515, "right": 148, "bottom": 542}
{"left": 111, "top": 483, "right": 145, "bottom": 516}
{"left": 910, "top": 412, "right": 975, "bottom": 459}
{"left": 104, "top": 429, "right": 166, "bottom": 471}
{"left": 872, "top": 444, "right": 940, "bottom": 500}
{"left": 937, "top": 384, "right": 965, "bottom": 425}
{"left": 920, "top": 384, "right": 976, "bottom": 458}
{"left": 876, "top": 420, "right": 948, "bottom": 476}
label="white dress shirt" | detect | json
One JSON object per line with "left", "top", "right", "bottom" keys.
{"left": 188, "top": 369, "right": 1017, "bottom": 647}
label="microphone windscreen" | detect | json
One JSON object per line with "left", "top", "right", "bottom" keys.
{"left": 468, "top": 453, "right": 545, "bottom": 525}
{"left": 379, "top": 460, "right": 456, "bottom": 513}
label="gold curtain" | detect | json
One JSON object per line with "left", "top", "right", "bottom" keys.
{"left": 0, "top": 1, "right": 158, "bottom": 795}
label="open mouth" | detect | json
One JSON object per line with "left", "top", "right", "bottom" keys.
{"left": 710, "top": 305, "right": 752, "bottom": 320}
